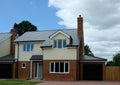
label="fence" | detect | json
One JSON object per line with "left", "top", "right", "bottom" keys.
{"left": 105, "top": 66, "right": 120, "bottom": 81}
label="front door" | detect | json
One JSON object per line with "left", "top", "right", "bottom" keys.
{"left": 34, "top": 62, "right": 43, "bottom": 79}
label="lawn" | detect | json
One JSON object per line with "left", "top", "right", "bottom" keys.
{"left": 0, "top": 79, "right": 39, "bottom": 85}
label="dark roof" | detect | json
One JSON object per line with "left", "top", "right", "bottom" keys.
{"left": 30, "top": 55, "right": 43, "bottom": 60}
{"left": 14, "top": 29, "right": 79, "bottom": 47}
{"left": 0, "top": 54, "right": 15, "bottom": 61}
{"left": 80, "top": 55, "right": 107, "bottom": 61}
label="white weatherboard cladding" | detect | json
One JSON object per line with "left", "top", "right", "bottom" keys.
{"left": 43, "top": 33, "right": 77, "bottom": 60}
{"left": 15, "top": 42, "right": 43, "bottom": 61}
{"left": 43, "top": 48, "right": 77, "bottom": 60}
{"left": 51, "top": 33, "right": 70, "bottom": 45}
{"left": 0, "top": 38, "right": 10, "bottom": 57}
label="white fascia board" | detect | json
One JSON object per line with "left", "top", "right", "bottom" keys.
{"left": 49, "top": 31, "right": 70, "bottom": 39}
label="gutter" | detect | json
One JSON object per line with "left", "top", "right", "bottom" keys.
{"left": 16, "top": 42, "right": 19, "bottom": 78}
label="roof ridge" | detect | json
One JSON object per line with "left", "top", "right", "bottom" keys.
{"left": 0, "top": 32, "right": 10, "bottom": 34}
{"left": 25, "top": 28, "right": 77, "bottom": 33}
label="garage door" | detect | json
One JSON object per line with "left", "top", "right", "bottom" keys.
{"left": 0, "top": 64, "right": 13, "bottom": 78}
{"left": 83, "top": 64, "right": 103, "bottom": 80}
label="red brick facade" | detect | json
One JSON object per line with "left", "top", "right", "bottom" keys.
{"left": 43, "top": 60, "right": 77, "bottom": 81}
{"left": 18, "top": 61, "right": 30, "bottom": 79}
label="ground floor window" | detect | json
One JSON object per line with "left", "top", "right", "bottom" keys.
{"left": 21, "top": 62, "right": 26, "bottom": 68}
{"left": 50, "top": 62, "right": 69, "bottom": 73}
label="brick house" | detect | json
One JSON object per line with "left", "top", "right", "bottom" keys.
{"left": 0, "top": 28, "right": 16, "bottom": 78}
{"left": 14, "top": 16, "right": 107, "bottom": 80}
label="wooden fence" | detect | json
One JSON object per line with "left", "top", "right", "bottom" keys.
{"left": 105, "top": 66, "right": 120, "bottom": 81}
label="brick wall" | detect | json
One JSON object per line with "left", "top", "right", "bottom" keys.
{"left": 18, "top": 61, "right": 30, "bottom": 79}
{"left": 77, "top": 15, "right": 84, "bottom": 59}
{"left": 43, "top": 60, "right": 77, "bottom": 81}
{"left": 10, "top": 28, "right": 17, "bottom": 54}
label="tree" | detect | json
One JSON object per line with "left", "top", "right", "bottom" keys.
{"left": 84, "top": 44, "right": 94, "bottom": 56}
{"left": 13, "top": 20, "right": 37, "bottom": 36}
{"left": 106, "top": 52, "right": 120, "bottom": 66}
{"left": 113, "top": 52, "right": 120, "bottom": 66}
{"left": 106, "top": 61, "right": 115, "bottom": 66}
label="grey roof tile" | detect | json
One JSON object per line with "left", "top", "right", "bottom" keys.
{"left": 0, "top": 54, "right": 15, "bottom": 61}
{"left": 80, "top": 55, "right": 107, "bottom": 61}
{"left": 30, "top": 55, "right": 43, "bottom": 60}
{"left": 14, "top": 29, "right": 79, "bottom": 46}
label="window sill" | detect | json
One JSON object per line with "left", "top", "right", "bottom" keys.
{"left": 50, "top": 72, "right": 69, "bottom": 74}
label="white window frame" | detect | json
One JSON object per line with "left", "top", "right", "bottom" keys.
{"left": 23, "top": 43, "right": 34, "bottom": 52}
{"left": 21, "top": 62, "right": 26, "bottom": 69}
{"left": 50, "top": 62, "right": 69, "bottom": 74}
{"left": 53, "top": 39, "right": 66, "bottom": 48}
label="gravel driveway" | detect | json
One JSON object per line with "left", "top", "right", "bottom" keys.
{"left": 38, "top": 81, "right": 120, "bottom": 85}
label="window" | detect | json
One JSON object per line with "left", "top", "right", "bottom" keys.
{"left": 53, "top": 40, "right": 66, "bottom": 48}
{"left": 21, "top": 62, "right": 26, "bottom": 68}
{"left": 50, "top": 62, "right": 69, "bottom": 73}
{"left": 23, "top": 43, "right": 34, "bottom": 51}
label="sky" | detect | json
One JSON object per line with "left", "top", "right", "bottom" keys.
{"left": 0, "top": 0, "right": 120, "bottom": 60}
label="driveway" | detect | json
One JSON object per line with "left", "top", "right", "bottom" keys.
{"left": 38, "top": 81, "right": 120, "bottom": 85}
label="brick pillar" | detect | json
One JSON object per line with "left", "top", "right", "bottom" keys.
{"left": 77, "top": 15, "right": 84, "bottom": 59}
{"left": 10, "top": 28, "right": 17, "bottom": 54}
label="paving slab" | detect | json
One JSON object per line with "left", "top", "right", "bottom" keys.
{"left": 37, "top": 81, "right": 120, "bottom": 85}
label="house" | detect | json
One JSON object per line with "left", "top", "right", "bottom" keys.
{"left": 0, "top": 28, "right": 16, "bottom": 78}
{"left": 14, "top": 15, "right": 107, "bottom": 80}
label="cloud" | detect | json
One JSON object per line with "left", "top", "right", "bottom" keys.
{"left": 48, "top": 0, "right": 120, "bottom": 60}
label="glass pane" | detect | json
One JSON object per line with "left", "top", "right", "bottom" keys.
{"left": 35, "top": 64, "right": 37, "bottom": 77}
{"left": 58, "top": 40, "right": 62, "bottom": 48}
{"left": 65, "top": 63, "right": 68, "bottom": 72}
{"left": 60, "top": 62, "right": 64, "bottom": 72}
{"left": 63, "top": 40, "right": 66, "bottom": 48}
{"left": 53, "top": 40, "right": 57, "bottom": 48}
{"left": 55, "top": 62, "right": 59, "bottom": 72}
{"left": 31, "top": 44, "right": 34, "bottom": 51}
{"left": 23, "top": 44, "right": 26, "bottom": 51}
{"left": 51, "top": 63, "right": 54, "bottom": 72}
{"left": 38, "top": 63, "right": 42, "bottom": 78}
{"left": 27, "top": 44, "right": 30, "bottom": 51}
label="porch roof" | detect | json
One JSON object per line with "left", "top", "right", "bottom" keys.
{"left": 0, "top": 54, "right": 15, "bottom": 62}
{"left": 30, "top": 55, "right": 43, "bottom": 61}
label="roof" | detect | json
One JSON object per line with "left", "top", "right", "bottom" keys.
{"left": 0, "top": 33, "right": 12, "bottom": 43}
{"left": 14, "top": 29, "right": 79, "bottom": 47}
{"left": 30, "top": 55, "right": 43, "bottom": 60}
{"left": 0, "top": 54, "right": 15, "bottom": 62}
{"left": 80, "top": 55, "right": 107, "bottom": 61}
{"left": 49, "top": 30, "right": 71, "bottom": 39}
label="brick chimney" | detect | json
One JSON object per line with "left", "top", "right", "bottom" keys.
{"left": 10, "top": 28, "right": 17, "bottom": 54}
{"left": 77, "top": 15, "right": 84, "bottom": 59}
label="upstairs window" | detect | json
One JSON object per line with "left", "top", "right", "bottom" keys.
{"left": 23, "top": 43, "right": 34, "bottom": 52}
{"left": 53, "top": 39, "right": 66, "bottom": 48}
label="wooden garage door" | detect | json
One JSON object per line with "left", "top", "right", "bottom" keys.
{"left": 0, "top": 64, "right": 13, "bottom": 78}
{"left": 83, "top": 64, "right": 103, "bottom": 80}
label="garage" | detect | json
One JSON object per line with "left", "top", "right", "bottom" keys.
{"left": 83, "top": 64, "right": 103, "bottom": 80}
{"left": 0, "top": 64, "right": 13, "bottom": 78}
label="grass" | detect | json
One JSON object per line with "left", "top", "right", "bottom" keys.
{"left": 0, "top": 79, "right": 39, "bottom": 85}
